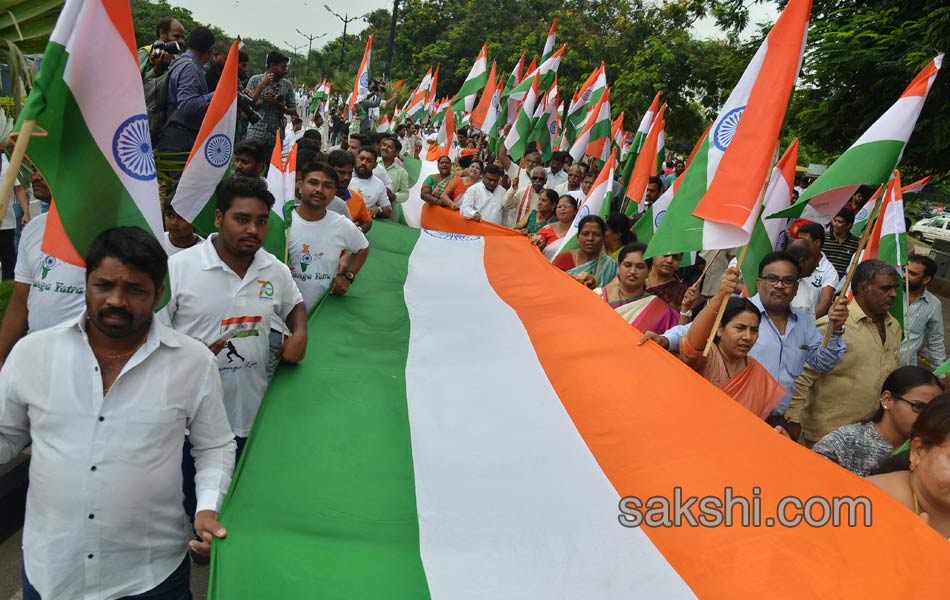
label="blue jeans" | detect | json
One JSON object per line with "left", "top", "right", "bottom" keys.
{"left": 23, "top": 556, "right": 191, "bottom": 599}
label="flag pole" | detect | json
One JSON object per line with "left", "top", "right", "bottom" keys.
{"left": 821, "top": 195, "right": 884, "bottom": 347}
{"left": 0, "top": 120, "right": 36, "bottom": 220}
{"left": 702, "top": 141, "right": 779, "bottom": 357}
{"left": 902, "top": 266, "right": 911, "bottom": 364}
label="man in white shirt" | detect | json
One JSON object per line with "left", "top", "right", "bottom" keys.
{"left": 460, "top": 164, "right": 510, "bottom": 225}
{"left": 162, "top": 175, "right": 306, "bottom": 460}
{"left": 788, "top": 238, "right": 827, "bottom": 318}
{"left": 290, "top": 161, "right": 370, "bottom": 308}
{"left": 0, "top": 212, "right": 87, "bottom": 366}
{"left": 545, "top": 151, "right": 569, "bottom": 189}
{"left": 554, "top": 164, "right": 587, "bottom": 201}
{"left": 162, "top": 196, "right": 204, "bottom": 255}
{"left": 347, "top": 133, "right": 394, "bottom": 193}
{"left": 349, "top": 146, "right": 393, "bottom": 219}
{"left": 796, "top": 221, "right": 839, "bottom": 318}
{"left": 506, "top": 166, "right": 547, "bottom": 227}
{"left": 0, "top": 227, "right": 235, "bottom": 598}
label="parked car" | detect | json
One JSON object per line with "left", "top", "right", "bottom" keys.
{"left": 910, "top": 217, "right": 950, "bottom": 243}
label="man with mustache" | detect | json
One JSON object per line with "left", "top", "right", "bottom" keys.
{"left": 646, "top": 252, "right": 849, "bottom": 436}
{"left": 900, "top": 255, "right": 945, "bottom": 369}
{"left": 161, "top": 176, "right": 306, "bottom": 527}
{"left": 0, "top": 227, "right": 235, "bottom": 598}
{"left": 788, "top": 259, "right": 904, "bottom": 447}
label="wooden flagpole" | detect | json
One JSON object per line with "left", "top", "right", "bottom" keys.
{"left": 0, "top": 120, "right": 35, "bottom": 220}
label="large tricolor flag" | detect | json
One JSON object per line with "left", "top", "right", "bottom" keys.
{"left": 776, "top": 54, "right": 943, "bottom": 223}
{"left": 508, "top": 44, "right": 565, "bottom": 99}
{"left": 17, "top": 0, "right": 164, "bottom": 265}
{"left": 452, "top": 45, "right": 489, "bottom": 113}
{"left": 857, "top": 170, "right": 908, "bottom": 324}
{"left": 739, "top": 138, "right": 799, "bottom": 296}
{"left": 349, "top": 34, "right": 373, "bottom": 112}
{"left": 209, "top": 220, "right": 950, "bottom": 600}
{"left": 541, "top": 18, "right": 558, "bottom": 62}
{"left": 645, "top": 0, "right": 810, "bottom": 258}
{"left": 172, "top": 39, "right": 240, "bottom": 237}
{"left": 552, "top": 151, "right": 617, "bottom": 260}
{"left": 623, "top": 103, "right": 667, "bottom": 217}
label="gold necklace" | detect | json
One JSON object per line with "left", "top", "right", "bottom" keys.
{"left": 92, "top": 337, "right": 146, "bottom": 360}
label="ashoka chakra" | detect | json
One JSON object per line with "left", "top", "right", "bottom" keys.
{"left": 713, "top": 106, "right": 746, "bottom": 152}
{"left": 112, "top": 114, "right": 156, "bottom": 181}
{"left": 205, "top": 134, "right": 232, "bottom": 168}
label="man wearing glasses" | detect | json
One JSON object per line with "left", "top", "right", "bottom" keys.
{"left": 649, "top": 252, "right": 849, "bottom": 437}
{"left": 506, "top": 167, "right": 548, "bottom": 228}
{"left": 788, "top": 259, "right": 903, "bottom": 447}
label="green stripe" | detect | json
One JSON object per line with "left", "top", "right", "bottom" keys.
{"left": 403, "top": 157, "right": 423, "bottom": 187}
{"left": 633, "top": 205, "right": 654, "bottom": 242}
{"left": 452, "top": 72, "right": 489, "bottom": 110}
{"left": 644, "top": 137, "right": 709, "bottom": 258}
{"left": 774, "top": 140, "right": 904, "bottom": 219}
{"left": 210, "top": 222, "right": 430, "bottom": 598}
{"left": 18, "top": 42, "right": 153, "bottom": 258}
{"left": 739, "top": 219, "right": 776, "bottom": 297}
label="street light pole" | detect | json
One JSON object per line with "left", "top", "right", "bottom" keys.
{"left": 324, "top": 5, "right": 369, "bottom": 72}
{"left": 296, "top": 29, "right": 327, "bottom": 78}
{"left": 284, "top": 41, "right": 306, "bottom": 79}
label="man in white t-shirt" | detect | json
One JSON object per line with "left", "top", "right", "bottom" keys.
{"left": 347, "top": 134, "right": 394, "bottom": 192}
{"left": 460, "top": 164, "right": 510, "bottom": 225}
{"left": 787, "top": 238, "right": 830, "bottom": 318}
{"left": 545, "top": 151, "right": 569, "bottom": 189}
{"left": 349, "top": 146, "right": 392, "bottom": 219}
{"left": 0, "top": 212, "right": 87, "bottom": 365}
{"left": 162, "top": 197, "right": 204, "bottom": 256}
{"left": 290, "top": 161, "right": 369, "bottom": 308}
{"left": 161, "top": 176, "right": 306, "bottom": 448}
{"left": 796, "top": 221, "right": 839, "bottom": 318}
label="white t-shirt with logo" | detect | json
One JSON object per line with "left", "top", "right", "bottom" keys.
{"left": 350, "top": 174, "right": 391, "bottom": 210}
{"left": 161, "top": 235, "right": 303, "bottom": 437}
{"left": 14, "top": 213, "right": 86, "bottom": 332}
{"left": 287, "top": 210, "right": 368, "bottom": 310}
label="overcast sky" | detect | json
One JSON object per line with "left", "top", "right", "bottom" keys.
{"left": 174, "top": 0, "right": 778, "bottom": 54}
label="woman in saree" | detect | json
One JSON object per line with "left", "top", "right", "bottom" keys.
{"left": 518, "top": 189, "right": 559, "bottom": 234}
{"left": 679, "top": 267, "right": 785, "bottom": 419}
{"left": 552, "top": 215, "right": 618, "bottom": 289}
{"left": 594, "top": 243, "right": 680, "bottom": 334}
{"left": 604, "top": 212, "right": 636, "bottom": 260}
{"left": 421, "top": 155, "right": 455, "bottom": 207}
{"left": 535, "top": 195, "right": 578, "bottom": 259}
{"left": 440, "top": 157, "right": 483, "bottom": 207}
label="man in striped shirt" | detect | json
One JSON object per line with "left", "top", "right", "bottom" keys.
{"left": 823, "top": 208, "right": 860, "bottom": 280}
{"left": 901, "top": 255, "right": 946, "bottom": 369}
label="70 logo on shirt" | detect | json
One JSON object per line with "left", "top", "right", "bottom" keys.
{"left": 257, "top": 279, "right": 274, "bottom": 300}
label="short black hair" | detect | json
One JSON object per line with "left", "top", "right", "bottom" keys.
{"left": 618, "top": 242, "right": 651, "bottom": 267}
{"left": 302, "top": 129, "right": 322, "bottom": 142}
{"left": 797, "top": 221, "right": 826, "bottom": 246}
{"left": 719, "top": 297, "right": 761, "bottom": 331}
{"left": 482, "top": 164, "right": 503, "bottom": 177}
{"left": 234, "top": 140, "right": 266, "bottom": 164}
{"left": 835, "top": 207, "right": 856, "bottom": 226}
{"left": 909, "top": 255, "right": 938, "bottom": 279}
{"left": 296, "top": 148, "right": 319, "bottom": 168}
{"left": 86, "top": 227, "right": 168, "bottom": 289}
{"left": 266, "top": 50, "right": 289, "bottom": 66}
{"left": 299, "top": 161, "right": 340, "bottom": 185}
{"left": 358, "top": 145, "right": 379, "bottom": 160}
{"left": 327, "top": 149, "right": 356, "bottom": 168}
{"left": 295, "top": 138, "right": 320, "bottom": 153}
{"left": 292, "top": 117, "right": 303, "bottom": 125}
{"left": 577, "top": 214, "right": 606, "bottom": 234}
{"left": 647, "top": 176, "right": 663, "bottom": 188}
{"left": 187, "top": 27, "right": 215, "bottom": 53}
{"left": 550, "top": 151, "right": 568, "bottom": 163}
{"left": 155, "top": 17, "right": 176, "bottom": 39}
{"left": 238, "top": 50, "right": 249, "bottom": 63}
{"left": 381, "top": 135, "right": 402, "bottom": 152}
{"left": 349, "top": 133, "right": 370, "bottom": 149}
{"left": 758, "top": 251, "right": 802, "bottom": 278}
{"left": 215, "top": 176, "right": 275, "bottom": 213}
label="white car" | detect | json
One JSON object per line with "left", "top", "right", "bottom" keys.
{"left": 910, "top": 217, "right": 950, "bottom": 244}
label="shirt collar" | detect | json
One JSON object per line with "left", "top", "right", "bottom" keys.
{"left": 73, "top": 309, "right": 182, "bottom": 351}
{"left": 199, "top": 233, "right": 265, "bottom": 276}
{"left": 749, "top": 294, "right": 800, "bottom": 322}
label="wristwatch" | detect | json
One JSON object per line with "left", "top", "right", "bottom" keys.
{"left": 342, "top": 271, "right": 356, "bottom": 282}
{"left": 680, "top": 309, "right": 693, "bottom": 318}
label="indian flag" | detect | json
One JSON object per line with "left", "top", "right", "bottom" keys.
{"left": 527, "top": 80, "right": 558, "bottom": 162}
{"left": 221, "top": 315, "right": 263, "bottom": 338}
{"left": 503, "top": 53, "right": 525, "bottom": 124}
{"left": 852, "top": 175, "right": 931, "bottom": 236}
{"left": 309, "top": 79, "right": 330, "bottom": 115}
{"left": 17, "top": 0, "right": 164, "bottom": 265}
{"left": 426, "top": 106, "right": 457, "bottom": 161}
{"left": 452, "top": 45, "right": 488, "bottom": 113}
{"left": 740, "top": 138, "right": 799, "bottom": 296}
{"left": 569, "top": 86, "right": 611, "bottom": 163}
{"left": 857, "top": 171, "right": 908, "bottom": 324}
{"left": 507, "top": 45, "right": 565, "bottom": 100}
{"left": 503, "top": 73, "right": 540, "bottom": 162}
{"left": 777, "top": 54, "right": 943, "bottom": 223}
{"left": 552, "top": 151, "right": 616, "bottom": 260}
{"left": 171, "top": 39, "right": 240, "bottom": 238}
{"left": 469, "top": 61, "right": 498, "bottom": 132}
{"left": 610, "top": 112, "right": 625, "bottom": 160}
{"left": 407, "top": 69, "right": 433, "bottom": 120}
{"left": 541, "top": 18, "right": 557, "bottom": 62}
{"left": 263, "top": 133, "right": 293, "bottom": 260}
{"left": 623, "top": 103, "right": 666, "bottom": 217}
{"left": 349, "top": 35, "right": 373, "bottom": 112}
{"left": 646, "top": 0, "right": 810, "bottom": 258}
{"left": 563, "top": 63, "right": 606, "bottom": 149}
{"left": 376, "top": 114, "right": 392, "bottom": 134}
{"left": 209, "top": 220, "right": 950, "bottom": 599}
{"left": 426, "top": 65, "right": 440, "bottom": 113}
{"left": 631, "top": 91, "right": 661, "bottom": 155}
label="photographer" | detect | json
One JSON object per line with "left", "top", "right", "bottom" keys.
{"left": 351, "top": 80, "right": 387, "bottom": 136}
{"left": 244, "top": 51, "right": 298, "bottom": 150}
{"left": 138, "top": 17, "right": 186, "bottom": 80}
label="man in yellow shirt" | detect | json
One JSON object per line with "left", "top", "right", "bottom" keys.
{"left": 788, "top": 259, "right": 902, "bottom": 446}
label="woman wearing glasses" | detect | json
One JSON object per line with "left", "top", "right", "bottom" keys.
{"left": 678, "top": 266, "right": 785, "bottom": 419}
{"left": 813, "top": 366, "right": 943, "bottom": 476}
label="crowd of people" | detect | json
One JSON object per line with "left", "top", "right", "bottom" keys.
{"left": 0, "top": 14, "right": 945, "bottom": 599}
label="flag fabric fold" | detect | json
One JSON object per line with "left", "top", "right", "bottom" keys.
{"left": 453, "top": 45, "right": 488, "bottom": 113}
{"left": 553, "top": 151, "right": 616, "bottom": 260}
{"left": 349, "top": 35, "right": 373, "bottom": 112}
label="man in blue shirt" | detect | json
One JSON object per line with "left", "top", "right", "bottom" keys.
{"left": 155, "top": 27, "right": 216, "bottom": 172}
{"left": 643, "top": 252, "right": 849, "bottom": 438}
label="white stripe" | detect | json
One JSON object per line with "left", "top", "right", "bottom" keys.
{"left": 403, "top": 159, "right": 439, "bottom": 228}
{"left": 49, "top": 0, "right": 82, "bottom": 46}
{"left": 852, "top": 95, "right": 926, "bottom": 146}
{"left": 172, "top": 97, "right": 237, "bottom": 222}
{"left": 404, "top": 233, "right": 696, "bottom": 599}
{"left": 62, "top": 0, "right": 163, "bottom": 238}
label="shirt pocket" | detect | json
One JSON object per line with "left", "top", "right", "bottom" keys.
{"left": 783, "top": 344, "right": 808, "bottom": 380}
{"left": 116, "top": 408, "right": 187, "bottom": 468}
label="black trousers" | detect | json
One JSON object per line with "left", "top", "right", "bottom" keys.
{"left": 0, "top": 228, "right": 15, "bottom": 280}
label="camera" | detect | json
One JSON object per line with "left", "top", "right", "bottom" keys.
{"left": 152, "top": 40, "right": 185, "bottom": 56}
{"left": 237, "top": 93, "right": 263, "bottom": 125}
{"left": 367, "top": 78, "right": 386, "bottom": 94}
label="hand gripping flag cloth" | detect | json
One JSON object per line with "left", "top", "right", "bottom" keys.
{"left": 209, "top": 221, "right": 950, "bottom": 599}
